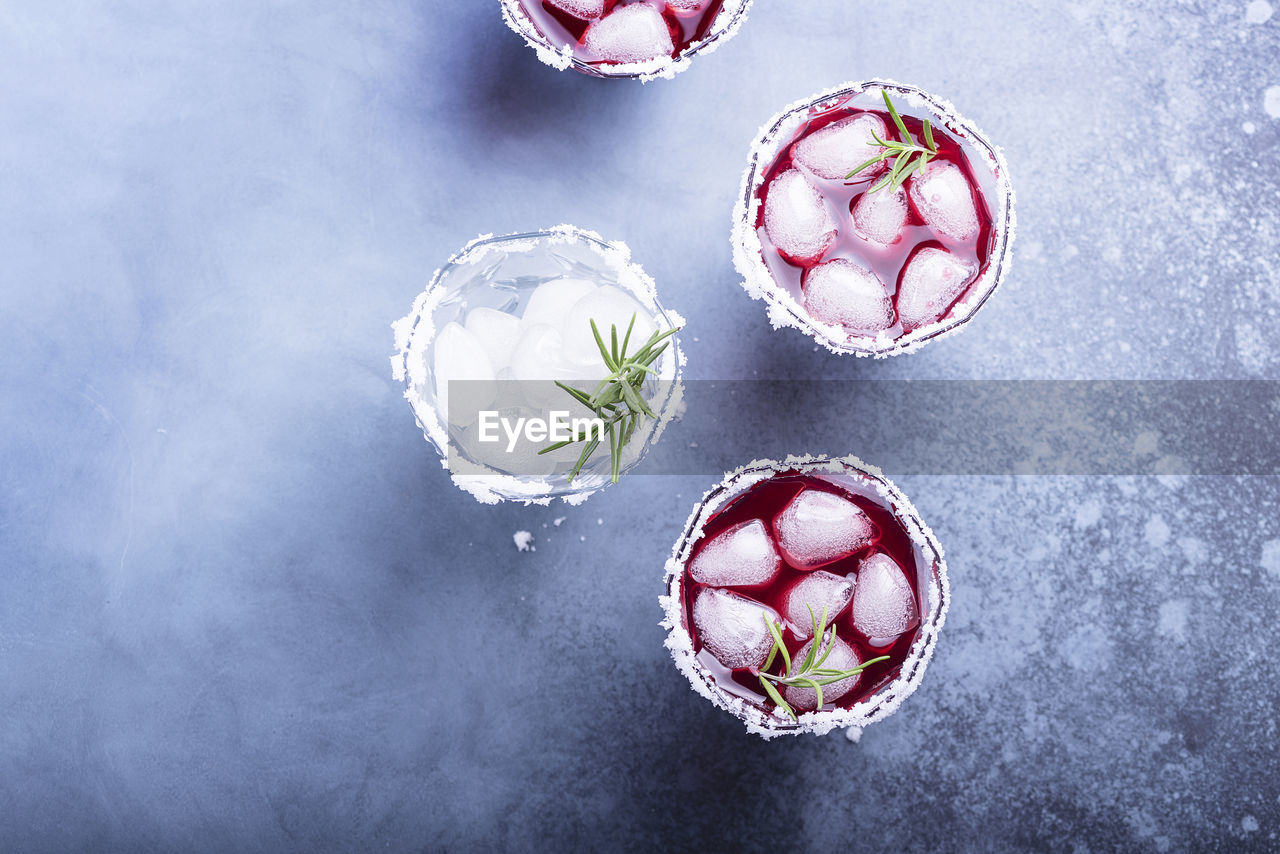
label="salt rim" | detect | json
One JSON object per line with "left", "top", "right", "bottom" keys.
{"left": 391, "top": 225, "right": 687, "bottom": 506}
{"left": 659, "top": 453, "right": 949, "bottom": 739}
{"left": 731, "top": 79, "right": 1018, "bottom": 358}
{"left": 498, "top": 0, "right": 753, "bottom": 82}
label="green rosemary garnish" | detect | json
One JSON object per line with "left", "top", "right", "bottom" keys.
{"left": 538, "top": 313, "right": 679, "bottom": 484}
{"left": 754, "top": 605, "right": 890, "bottom": 722}
{"left": 844, "top": 90, "right": 940, "bottom": 195}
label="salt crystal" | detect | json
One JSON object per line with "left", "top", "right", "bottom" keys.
{"left": 513, "top": 531, "right": 535, "bottom": 552}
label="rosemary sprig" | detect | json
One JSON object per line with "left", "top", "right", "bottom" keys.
{"left": 537, "top": 313, "right": 679, "bottom": 484}
{"left": 754, "top": 605, "right": 890, "bottom": 722}
{"left": 844, "top": 90, "right": 940, "bottom": 195}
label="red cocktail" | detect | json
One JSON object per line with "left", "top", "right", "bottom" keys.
{"left": 662, "top": 455, "right": 948, "bottom": 737}
{"left": 733, "top": 81, "right": 1016, "bottom": 356}
{"left": 501, "top": 0, "right": 751, "bottom": 79}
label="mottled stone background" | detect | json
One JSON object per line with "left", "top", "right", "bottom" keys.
{"left": 2, "top": 1, "right": 1278, "bottom": 851}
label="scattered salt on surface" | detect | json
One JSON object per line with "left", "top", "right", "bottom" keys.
{"left": 844, "top": 725, "right": 863, "bottom": 743}
{"left": 1243, "top": 121, "right": 1257, "bottom": 134}
{"left": 1156, "top": 600, "right": 1188, "bottom": 643}
{"left": 514, "top": 531, "right": 535, "bottom": 552}
{"left": 553, "top": 517, "right": 566, "bottom": 527}
{"left": 1145, "top": 515, "right": 1171, "bottom": 548}
{"left": 596, "top": 518, "right": 603, "bottom": 525}
{"left": 1074, "top": 500, "right": 1102, "bottom": 530}
{"left": 1261, "top": 539, "right": 1280, "bottom": 578}
{"left": 1245, "top": 0, "right": 1273, "bottom": 24}
{"left": 1242, "top": 814, "right": 1259, "bottom": 833}
{"left": 1133, "top": 431, "right": 1159, "bottom": 456}
{"left": 1266, "top": 85, "right": 1280, "bottom": 118}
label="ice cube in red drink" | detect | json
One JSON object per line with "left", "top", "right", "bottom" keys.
{"left": 674, "top": 466, "right": 936, "bottom": 724}
{"left": 505, "top": 0, "right": 737, "bottom": 76}
{"left": 734, "top": 82, "right": 1013, "bottom": 356}
{"left": 850, "top": 552, "right": 920, "bottom": 648}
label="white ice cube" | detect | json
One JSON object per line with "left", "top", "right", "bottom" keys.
{"left": 432, "top": 322, "right": 496, "bottom": 429}
{"left": 792, "top": 113, "right": 888, "bottom": 182}
{"left": 689, "top": 519, "right": 783, "bottom": 588}
{"left": 908, "top": 160, "right": 980, "bottom": 242}
{"left": 561, "top": 285, "right": 657, "bottom": 368}
{"left": 895, "top": 246, "right": 977, "bottom": 331}
{"left": 583, "top": 3, "right": 675, "bottom": 63}
{"left": 546, "top": 0, "right": 605, "bottom": 18}
{"left": 509, "top": 323, "right": 570, "bottom": 381}
{"left": 852, "top": 185, "right": 908, "bottom": 246}
{"left": 781, "top": 634, "right": 862, "bottom": 711}
{"left": 772, "top": 488, "right": 876, "bottom": 570}
{"left": 465, "top": 307, "right": 522, "bottom": 372}
{"left": 803, "top": 258, "right": 895, "bottom": 333}
{"left": 692, "top": 587, "right": 778, "bottom": 670}
{"left": 783, "top": 570, "right": 854, "bottom": 638}
{"left": 850, "top": 552, "right": 919, "bottom": 647}
{"left": 521, "top": 278, "right": 599, "bottom": 330}
{"left": 763, "top": 168, "right": 837, "bottom": 264}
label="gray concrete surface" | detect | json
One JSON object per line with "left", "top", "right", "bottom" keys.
{"left": 2, "top": 1, "right": 1279, "bottom": 850}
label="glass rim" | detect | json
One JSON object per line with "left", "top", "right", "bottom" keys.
{"left": 391, "top": 225, "right": 686, "bottom": 504}
{"left": 499, "top": 0, "right": 754, "bottom": 80}
{"left": 731, "top": 79, "right": 1018, "bottom": 358}
{"left": 660, "top": 453, "right": 950, "bottom": 738}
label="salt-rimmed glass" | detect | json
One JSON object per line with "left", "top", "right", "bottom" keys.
{"left": 732, "top": 80, "right": 1016, "bottom": 357}
{"left": 391, "top": 226, "right": 685, "bottom": 505}
{"left": 660, "top": 454, "right": 948, "bottom": 738}
{"left": 499, "top": 0, "right": 752, "bottom": 81}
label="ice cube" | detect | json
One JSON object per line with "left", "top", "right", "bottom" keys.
{"left": 908, "top": 160, "right": 980, "bottom": 242}
{"left": 465, "top": 307, "right": 522, "bottom": 372}
{"left": 802, "top": 258, "right": 895, "bottom": 333}
{"left": 521, "top": 278, "right": 598, "bottom": 330}
{"left": 583, "top": 3, "right": 675, "bottom": 63}
{"left": 689, "top": 519, "right": 783, "bottom": 588}
{"left": 851, "top": 185, "right": 908, "bottom": 246}
{"left": 792, "top": 113, "right": 888, "bottom": 182}
{"left": 783, "top": 570, "right": 854, "bottom": 638}
{"left": 561, "top": 285, "right": 657, "bottom": 369}
{"left": 772, "top": 488, "right": 876, "bottom": 570}
{"left": 763, "top": 168, "right": 837, "bottom": 264}
{"left": 781, "top": 634, "right": 862, "bottom": 711}
{"left": 432, "top": 322, "right": 496, "bottom": 428}
{"left": 850, "top": 552, "right": 919, "bottom": 647}
{"left": 895, "top": 246, "right": 977, "bottom": 331}
{"left": 509, "top": 323, "right": 570, "bottom": 382}
{"left": 692, "top": 587, "right": 778, "bottom": 670}
{"left": 546, "top": 0, "right": 605, "bottom": 19}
